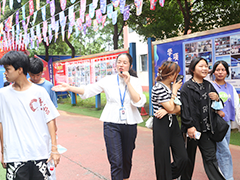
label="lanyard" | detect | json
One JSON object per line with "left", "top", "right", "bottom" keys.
{"left": 117, "top": 75, "right": 127, "bottom": 107}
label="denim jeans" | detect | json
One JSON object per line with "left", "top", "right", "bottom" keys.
{"left": 216, "top": 120, "right": 234, "bottom": 180}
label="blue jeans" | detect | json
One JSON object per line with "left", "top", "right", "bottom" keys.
{"left": 216, "top": 120, "right": 234, "bottom": 180}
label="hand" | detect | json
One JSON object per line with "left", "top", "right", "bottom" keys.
{"left": 217, "top": 110, "right": 225, "bottom": 117}
{"left": 187, "top": 126, "right": 196, "bottom": 139}
{"left": 154, "top": 109, "right": 168, "bottom": 119}
{"left": 119, "top": 71, "right": 130, "bottom": 85}
{"left": 208, "top": 92, "right": 219, "bottom": 101}
{"left": 47, "top": 151, "right": 61, "bottom": 168}
{"left": 51, "top": 82, "right": 70, "bottom": 92}
{"left": 172, "top": 80, "right": 183, "bottom": 94}
{"left": 1, "top": 153, "right": 6, "bottom": 169}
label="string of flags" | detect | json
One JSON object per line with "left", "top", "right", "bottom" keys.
{"left": 0, "top": 0, "right": 165, "bottom": 51}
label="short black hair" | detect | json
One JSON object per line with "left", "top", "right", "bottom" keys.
{"left": 0, "top": 51, "right": 29, "bottom": 75}
{"left": 116, "top": 53, "right": 138, "bottom": 77}
{"left": 211, "top": 60, "right": 230, "bottom": 77}
{"left": 189, "top": 57, "right": 208, "bottom": 76}
{"left": 29, "top": 57, "right": 44, "bottom": 74}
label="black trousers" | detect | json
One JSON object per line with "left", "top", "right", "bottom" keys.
{"left": 104, "top": 122, "right": 137, "bottom": 180}
{"left": 153, "top": 115, "right": 188, "bottom": 180}
{"left": 181, "top": 132, "right": 225, "bottom": 180}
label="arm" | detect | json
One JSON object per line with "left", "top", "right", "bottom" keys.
{"left": 0, "top": 123, "right": 6, "bottom": 168}
{"left": 52, "top": 83, "right": 85, "bottom": 95}
{"left": 47, "top": 120, "right": 60, "bottom": 167}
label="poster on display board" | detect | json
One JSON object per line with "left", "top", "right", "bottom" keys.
{"left": 53, "top": 49, "right": 127, "bottom": 86}
{"left": 153, "top": 24, "right": 240, "bottom": 93}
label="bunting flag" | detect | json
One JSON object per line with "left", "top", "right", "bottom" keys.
{"left": 29, "top": 0, "right": 34, "bottom": 16}
{"left": 0, "top": 23, "right": 3, "bottom": 34}
{"left": 71, "top": 0, "right": 76, "bottom": 3}
{"left": 16, "top": 10, "right": 19, "bottom": 24}
{"left": 93, "top": 19, "right": 98, "bottom": 32}
{"left": 41, "top": 6, "right": 46, "bottom": 21}
{"left": 16, "top": 23, "right": 20, "bottom": 35}
{"left": 83, "top": 23, "right": 87, "bottom": 35}
{"left": 96, "top": 9, "right": 102, "bottom": 24}
{"left": 60, "top": 0, "right": 66, "bottom": 11}
{"left": 5, "top": 15, "right": 13, "bottom": 32}
{"left": 26, "top": 16, "right": 31, "bottom": 28}
{"left": 123, "top": 5, "right": 129, "bottom": 21}
{"left": 112, "top": 0, "right": 120, "bottom": 8}
{"left": 112, "top": 11, "right": 117, "bottom": 25}
{"left": 81, "top": 0, "right": 86, "bottom": 12}
{"left": 150, "top": 0, "right": 157, "bottom": 10}
{"left": 100, "top": 0, "right": 106, "bottom": 14}
{"left": 51, "top": 16, "right": 56, "bottom": 30}
{"left": 19, "top": 32, "right": 22, "bottom": 50}
{"left": 159, "top": 0, "right": 165, "bottom": 7}
{"left": 102, "top": 15, "right": 107, "bottom": 28}
{"left": 86, "top": 14, "right": 91, "bottom": 27}
{"left": 46, "top": 0, "right": 50, "bottom": 3}
{"left": 9, "top": 0, "right": 13, "bottom": 10}
{"left": 22, "top": 4, "right": 25, "bottom": 20}
{"left": 80, "top": 10, "right": 85, "bottom": 23}
{"left": 89, "top": 4, "right": 95, "bottom": 19}
{"left": 48, "top": 24, "right": 53, "bottom": 43}
{"left": 31, "top": 11, "right": 38, "bottom": 26}
{"left": 107, "top": 4, "right": 113, "bottom": 19}
{"left": 17, "top": 0, "right": 21, "bottom": 3}
{"left": 2, "top": 0, "right": 6, "bottom": 15}
{"left": 120, "top": 0, "right": 126, "bottom": 14}
{"left": 68, "top": 24, "right": 73, "bottom": 39}
{"left": 43, "top": 21, "right": 48, "bottom": 39}
{"left": 77, "top": 18, "right": 83, "bottom": 31}
{"left": 0, "top": 3, "right": 1, "bottom": 20}
{"left": 69, "top": 5, "right": 75, "bottom": 26}
{"left": 50, "top": 0, "right": 55, "bottom": 17}
{"left": 30, "top": 27, "right": 35, "bottom": 40}
{"left": 55, "top": 20, "right": 59, "bottom": 42}
{"left": 36, "top": 0, "right": 40, "bottom": 10}
{"left": 36, "top": 24, "right": 42, "bottom": 43}
{"left": 75, "top": 24, "right": 79, "bottom": 37}
{"left": 11, "top": 26, "right": 15, "bottom": 47}
{"left": 16, "top": 34, "right": 19, "bottom": 48}
{"left": 59, "top": 11, "right": 66, "bottom": 27}
{"left": 61, "top": 26, "right": 65, "bottom": 41}
{"left": 93, "top": 0, "right": 98, "bottom": 9}
{"left": 136, "top": 0, "right": 143, "bottom": 16}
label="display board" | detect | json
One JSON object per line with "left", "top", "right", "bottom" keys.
{"left": 53, "top": 49, "right": 128, "bottom": 86}
{"left": 153, "top": 24, "right": 240, "bottom": 92}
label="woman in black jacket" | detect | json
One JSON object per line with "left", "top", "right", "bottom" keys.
{"left": 180, "top": 57, "right": 225, "bottom": 180}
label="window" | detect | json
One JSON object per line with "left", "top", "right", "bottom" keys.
{"left": 140, "top": 54, "right": 148, "bottom": 71}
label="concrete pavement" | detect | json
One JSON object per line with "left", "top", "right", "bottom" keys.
{"left": 55, "top": 110, "right": 240, "bottom": 180}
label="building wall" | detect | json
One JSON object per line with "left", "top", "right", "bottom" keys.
{"left": 124, "top": 26, "right": 149, "bottom": 90}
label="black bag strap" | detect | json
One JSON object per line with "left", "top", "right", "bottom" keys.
{"left": 208, "top": 83, "right": 214, "bottom": 134}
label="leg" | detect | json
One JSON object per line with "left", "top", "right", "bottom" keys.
{"left": 104, "top": 122, "right": 123, "bottom": 180}
{"left": 121, "top": 124, "right": 137, "bottom": 179}
{"left": 30, "top": 159, "right": 49, "bottom": 180}
{"left": 180, "top": 136, "right": 198, "bottom": 180}
{"left": 198, "top": 132, "right": 225, "bottom": 180}
{"left": 153, "top": 116, "right": 172, "bottom": 180}
{"left": 6, "top": 161, "right": 29, "bottom": 180}
{"left": 170, "top": 117, "right": 188, "bottom": 179}
{"left": 216, "top": 121, "right": 233, "bottom": 180}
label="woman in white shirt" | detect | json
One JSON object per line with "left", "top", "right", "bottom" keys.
{"left": 52, "top": 53, "right": 146, "bottom": 180}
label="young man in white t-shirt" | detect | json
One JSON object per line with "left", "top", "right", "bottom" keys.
{"left": 0, "top": 51, "right": 60, "bottom": 180}
{"left": 28, "top": 57, "right": 59, "bottom": 180}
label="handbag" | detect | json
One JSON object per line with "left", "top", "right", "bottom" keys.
{"left": 208, "top": 84, "right": 229, "bottom": 142}
{"left": 145, "top": 116, "right": 153, "bottom": 129}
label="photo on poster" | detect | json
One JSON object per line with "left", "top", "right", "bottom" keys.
{"left": 198, "top": 40, "right": 212, "bottom": 53}
{"left": 185, "top": 53, "right": 198, "bottom": 67}
{"left": 185, "top": 42, "right": 198, "bottom": 53}
{"left": 231, "top": 55, "right": 240, "bottom": 67}
{"left": 215, "top": 36, "right": 230, "bottom": 56}
{"left": 231, "top": 66, "right": 240, "bottom": 79}
{"left": 230, "top": 34, "right": 240, "bottom": 54}
{"left": 216, "top": 55, "right": 231, "bottom": 66}
{"left": 199, "top": 51, "right": 212, "bottom": 69}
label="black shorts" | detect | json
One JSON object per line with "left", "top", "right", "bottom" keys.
{"left": 6, "top": 159, "right": 50, "bottom": 180}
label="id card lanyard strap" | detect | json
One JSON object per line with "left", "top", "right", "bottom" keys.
{"left": 117, "top": 75, "right": 127, "bottom": 107}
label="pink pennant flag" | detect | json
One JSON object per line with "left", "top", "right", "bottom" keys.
{"left": 150, "top": 0, "right": 157, "bottom": 10}
{"left": 60, "top": 0, "right": 66, "bottom": 11}
{"left": 29, "top": 0, "right": 34, "bottom": 16}
{"left": 2, "top": 0, "right": 6, "bottom": 15}
{"left": 96, "top": 9, "right": 102, "bottom": 24}
{"left": 159, "top": 0, "right": 165, "bottom": 7}
{"left": 102, "top": 15, "right": 107, "bottom": 28}
{"left": 86, "top": 14, "right": 92, "bottom": 27}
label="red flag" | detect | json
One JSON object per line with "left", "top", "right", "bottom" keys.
{"left": 29, "top": 0, "right": 34, "bottom": 16}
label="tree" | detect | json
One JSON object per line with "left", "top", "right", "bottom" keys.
{"left": 127, "top": 0, "right": 240, "bottom": 40}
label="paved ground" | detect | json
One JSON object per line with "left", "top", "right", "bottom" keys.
{"left": 55, "top": 110, "right": 240, "bottom": 180}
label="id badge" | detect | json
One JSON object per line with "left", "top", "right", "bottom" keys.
{"left": 119, "top": 107, "right": 127, "bottom": 121}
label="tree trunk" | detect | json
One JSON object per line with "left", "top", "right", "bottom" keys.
{"left": 177, "top": 0, "right": 191, "bottom": 35}
{"left": 113, "top": 23, "right": 118, "bottom": 50}
{"left": 42, "top": 41, "right": 49, "bottom": 61}
{"left": 64, "top": 32, "right": 75, "bottom": 58}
